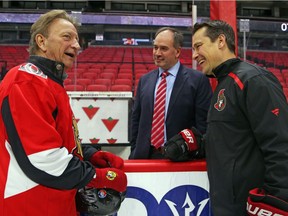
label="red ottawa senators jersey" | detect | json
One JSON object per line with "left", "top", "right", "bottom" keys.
{"left": 0, "top": 57, "right": 97, "bottom": 216}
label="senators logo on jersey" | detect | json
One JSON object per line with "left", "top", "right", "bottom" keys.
{"left": 214, "top": 89, "right": 226, "bottom": 111}
{"left": 19, "top": 63, "right": 47, "bottom": 79}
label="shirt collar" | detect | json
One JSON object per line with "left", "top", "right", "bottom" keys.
{"left": 158, "top": 61, "right": 180, "bottom": 77}
{"left": 28, "top": 55, "right": 67, "bottom": 82}
{"left": 212, "top": 58, "right": 241, "bottom": 78}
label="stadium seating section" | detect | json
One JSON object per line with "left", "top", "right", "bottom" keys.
{"left": 1, "top": 45, "right": 288, "bottom": 99}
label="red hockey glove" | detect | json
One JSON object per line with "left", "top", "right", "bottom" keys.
{"left": 164, "top": 127, "right": 204, "bottom": 162}
{"left": 247, "top": 188, "right": 288, "bottom": 216}
{"left": 90, "top": 151, "right": 124, "bottom": 169}
{"left": 87, "top": 168, "right": 127, "bottom": 193}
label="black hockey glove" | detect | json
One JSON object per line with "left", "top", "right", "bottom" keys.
{"left": 247, "top": 188, "right": 288, "bottom": 215}
{"left": 164, "top": 127, "right": 205, "bottom": 162}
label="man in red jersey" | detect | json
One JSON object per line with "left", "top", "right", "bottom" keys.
{"left": 0, "top": 10, "right": 127, "bottom": 216}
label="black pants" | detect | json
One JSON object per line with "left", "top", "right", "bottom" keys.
{"left": 149, "top": 146, "right": 167, "bottom": 159}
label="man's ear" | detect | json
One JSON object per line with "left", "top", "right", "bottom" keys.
{"left": 218, "top": 34, "right": 226, "bottom": 49}
{"left": 175, "top": 47, "right": 181, "bottom": 58}
{"left": 35, "top": 34, "right": 47, "bottom": 52}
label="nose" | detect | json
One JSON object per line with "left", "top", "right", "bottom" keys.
{"left": 192, "top": 51, "right": 198, "bottom": 60}
{"left": 72, "top": 39, "right": 81, "bottom": 50}
{"left": 154, "top": 48, "right": 161, "bottom": 56}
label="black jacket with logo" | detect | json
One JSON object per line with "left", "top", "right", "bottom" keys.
{"left": 205, "top": 58, "right": 288, "bottom": 215}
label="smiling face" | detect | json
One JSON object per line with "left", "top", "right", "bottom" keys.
{"left": 35, "top": 18, "right": 80, "bottom": 70}
{"left": 153, "top": 30, "right": 181, "bottom": 71}
{"left": 192, "top": 27, "right": 223, "bottom": 76}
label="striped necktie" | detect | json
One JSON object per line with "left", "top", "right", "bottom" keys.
{"left": 151, "top": 71, "right": 169, "bottom": 149}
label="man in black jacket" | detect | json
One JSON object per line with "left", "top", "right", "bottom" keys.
{"left": 190, "top": 20, "right": 288, "bottom": 215}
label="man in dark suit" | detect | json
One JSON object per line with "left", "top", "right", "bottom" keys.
{"left": 129, "top": 27, "right": 212, "bottom": 159}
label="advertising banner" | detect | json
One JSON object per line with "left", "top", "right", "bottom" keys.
{"left": 117, "top": 160, "right": 212, "bottom": 216}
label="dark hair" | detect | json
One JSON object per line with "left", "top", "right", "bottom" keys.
{"left": 192, "top": 20, "right": 235, "bottom": 54}
{"left": 155, "top": 27, "right": 183, "bottom": 48}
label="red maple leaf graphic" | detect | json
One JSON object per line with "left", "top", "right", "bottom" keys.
{"left": 102, "top": 117, "right": 119, "bottom": 132}
{"left": 89, "top": 138, "right": 100, "bottom": 144}
{"left": 82, "top": 105, "right": 99, "bottom": 119}
{"left": 107, "top": 138, "right": 117, "bottom": 144}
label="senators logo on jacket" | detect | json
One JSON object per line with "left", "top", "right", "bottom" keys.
{"left": 214, "top": 89, "right": 226, "bottom": 111}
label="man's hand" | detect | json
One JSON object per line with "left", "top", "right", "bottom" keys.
{"left": 90, "top": 151, "right": 124, "bottom": 169}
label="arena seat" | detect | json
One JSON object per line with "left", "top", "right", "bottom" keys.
{"left": 119, "top": 64, "right": 132, "bottom": 70}
{"left": 82, "top": 72, "right": 98, "bottom": 80}
{"left": 119, "top": 68, "right": 133, "bottom": 74}
{"left": 94, "top": 78, "right": 112, "bottom": 90}
{"left": 135, "top": 73, "right": 145, "bottom": 81}
{"left": 64, "top": 84, "right": 85, "bottom": 91}
{"left": 86, "top": 84, "right": 108, "bottom": 91}
{"left": 282, "top": 69, "right": 288, "bottom": 77}
{"left": 64, "top": 78, "right": 73, "bottom": 85}
{"left": 104, "top": 64, "right": 119, "bottom": 71}
{"left": 114, "top": 78, "right": 133, "bottom": 87}
{"left": 71, "top": 68, "right": 86, "bottom": 77}
{"left": 134, "top": 64, "right": 147, "bottom": 70}
{"left": 102, "top": 68, "right": 118, "bottom": 76}
{"left": 110, "top": 84, "right": 132, "bottom": 91}
{"left": 76, "top": 78, "right": 93, "bottom": 88}
{"left": 67, "top": 72, "right": 81, "bottom": 79}
{"left": 99, "top": 72, "right": 116, "bottom": 84}
{"left": 117, "top": 73, "right": 133, "bottom": 80}
{"left": 86, "top": 68, "right": 102, "bottom": 74}
{"left": 134, "top": 68, "right": 148, "bottom": 75}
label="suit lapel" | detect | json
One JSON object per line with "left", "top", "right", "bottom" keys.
{"left": 148, "top": 69, "right": 160, "bottom": 112}
{"left": 167, "top": 65, "right": 187, "bottom": 115}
